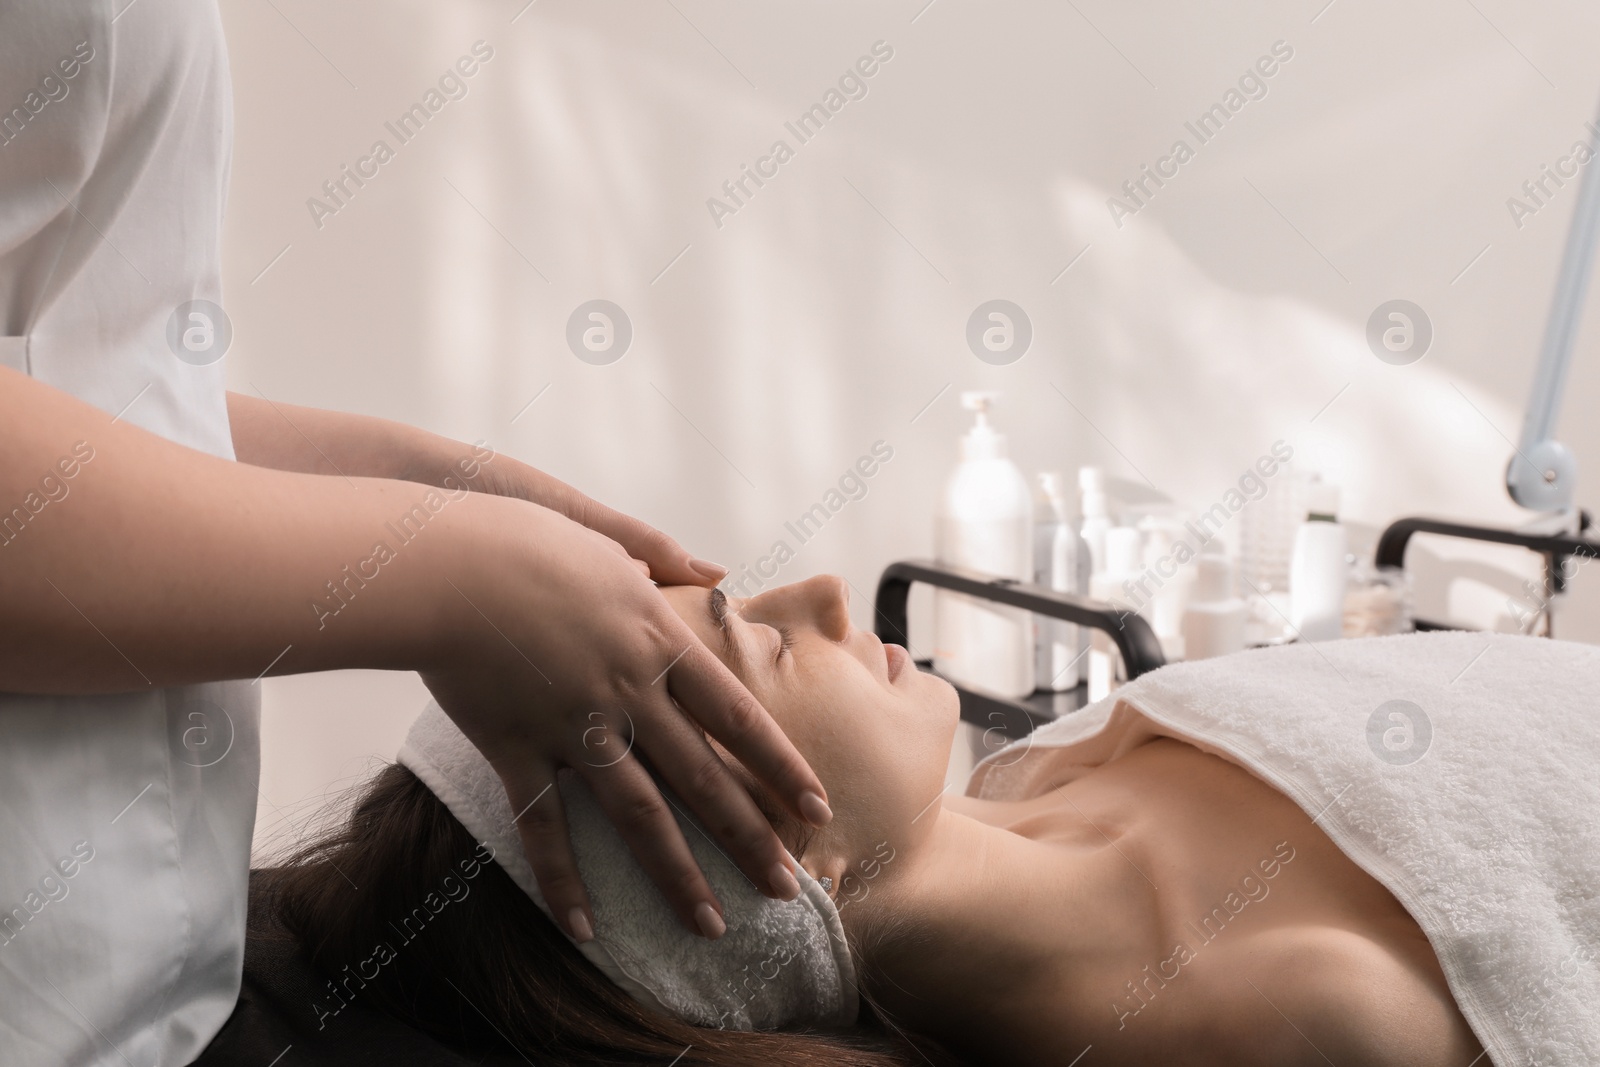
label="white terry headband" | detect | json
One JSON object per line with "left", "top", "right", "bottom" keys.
{"left": 396, "top": 701, "right": 859, "bottom": 1032}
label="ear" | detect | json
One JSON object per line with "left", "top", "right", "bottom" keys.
{"left": 798, "top": 835, "right": 853, "bottom": 906}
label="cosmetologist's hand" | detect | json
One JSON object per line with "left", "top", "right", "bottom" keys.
{"left": 464, "top": 457, "right": 726, "bottom": 587}
{"left": 421, "top": 496, "right": 832, "bottom": 942}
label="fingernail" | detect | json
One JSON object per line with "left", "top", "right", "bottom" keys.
{"left": 694, "top": 901, "right": 726, "bottom": 940}
{"left": 769, "top": 861, "right": 802, "bottom": 901}
{"left": 568, "top": 907, "right": 595, "bottom": 944}
{"left": 689, "top": 558, "right": 729, "bottom": 582}
{"left": 798, "top": 790, "right": 833, "bottom": 827}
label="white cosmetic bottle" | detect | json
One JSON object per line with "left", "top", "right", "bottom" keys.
{"left": 1033, "top": 472, "right": 1086, "bottom": 691}
{"left": 934, "top": 392, "right": 1034, "bottom": 698}
{"left": 1092, "top": 526, "right": 1145, "bottom": 606}
{"left": 1182, "top": 546, "right": 1246, "bottom": 660}
{"left": 1140, "top": 515, "right": 1192, "bottom": 657}
{"left": 1086, "top": 526, "right": 1143, "bottom": 699}
{"left": 1289, "top": 477, "right": 1348, "bottom": 643}
{"left": 1079, "top": 467, "right": 1112, "bottom": 577}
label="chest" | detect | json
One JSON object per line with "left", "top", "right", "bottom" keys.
{"left": 983, "top": 741, "right": 1431, "bottom": 1061}
{"left": 999, "top": 739, "right": 1400, "bottom": 924}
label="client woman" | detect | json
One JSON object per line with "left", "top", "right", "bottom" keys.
{"left": 202, "top": 576, "right": 1487, "bottom": 1066}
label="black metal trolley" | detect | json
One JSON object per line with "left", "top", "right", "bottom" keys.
{"left": 876, "top": 514, "right": 1600, "bottom": 744}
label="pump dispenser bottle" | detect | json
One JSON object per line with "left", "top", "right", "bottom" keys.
{"left": 1289, "top": 476, "right": 1347, "bottom": 643}
{"left": 934, "top": 392, "right": 1034, "bottom": 697}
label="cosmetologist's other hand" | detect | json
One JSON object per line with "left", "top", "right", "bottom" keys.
{"left": 421, "top": 496, "right": 831, "bottom": 942}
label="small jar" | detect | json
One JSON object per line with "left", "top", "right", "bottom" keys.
{"left": 1343, "top": 560, "right": 1414, "bottom": 638}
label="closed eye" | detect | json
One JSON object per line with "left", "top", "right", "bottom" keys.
{"left": 708, "top": 589, "right": 791, "bottom": 670}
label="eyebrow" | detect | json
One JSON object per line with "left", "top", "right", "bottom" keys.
{"left": 707, "top": 587, "right": 738, "bottom": 661}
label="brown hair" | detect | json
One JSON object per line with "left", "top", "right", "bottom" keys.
{"left": 261, "top": 763, "right": 954, "bottom": 1066}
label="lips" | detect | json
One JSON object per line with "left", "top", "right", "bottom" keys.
{"left": 884, "top": 642, "right": 909, "bottom": 683}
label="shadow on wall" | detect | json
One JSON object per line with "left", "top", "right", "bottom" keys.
{"left": 437, "top": 24, "right": 1511, "bottom": 457}
{"left": 406, "top": 9, "right": 1546, "bottom": 620}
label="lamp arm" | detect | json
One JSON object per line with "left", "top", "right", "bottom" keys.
{"left": 1508, "top": 101, "right": 1600, "bottom": 511}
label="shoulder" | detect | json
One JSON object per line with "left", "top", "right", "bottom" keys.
{"left": 1199, "top": 927, "right": 1483, "bottom": 1067}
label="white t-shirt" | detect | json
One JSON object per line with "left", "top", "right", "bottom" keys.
{"left": 0, "top": 2, "right": 258, "bottom": 1064}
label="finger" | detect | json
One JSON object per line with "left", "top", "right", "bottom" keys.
{"left": 574, "top": 748, "right": 729, "bottom": 939}
{"left": 582, "top": 526, "right": 654, "bottom": 578}
{"left": 499, "top": 767, "right": 596, "bottom": 944}
{"left": 665, "top": 633, "right": 832, "bottom": 828}
{"left": 628, "top": 690, "right": 803, "bottom": 902}
{"left": 568, "top": 493, "right": 725, "bottom": 587}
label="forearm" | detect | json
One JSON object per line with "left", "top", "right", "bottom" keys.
{"left": 227, "top": 390, "right": 453, "bottom": 482}
{"left": 226, "top": 390, "right": 717, "bottom": 590}
{"left": 0, "top": 369, "right": 504, "bottom": 693}
{"left": 226, "top": 391, "right": 589, "bottom": 517}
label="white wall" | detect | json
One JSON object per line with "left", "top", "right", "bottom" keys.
{"left": 220, "top": 0, "right": 1600, "bottom": 856}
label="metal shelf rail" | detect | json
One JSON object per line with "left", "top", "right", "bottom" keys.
{"left": 879, "top": 513, "right": 1600, "bottom": 740}
{"left": 873, "top": 559, "right": 1165, "bottom": 740}
{"left": 1374, "top": 513, "right": 1600, "bottom": 631}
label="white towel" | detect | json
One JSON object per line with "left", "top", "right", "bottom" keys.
{"left": 397, "top": 701, "right": 858, "bottom": 1032}
{"left": 969, "top": 631, "right": 1600, "bottom": 1067}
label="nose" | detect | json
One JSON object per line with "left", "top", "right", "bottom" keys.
{"left": 800, "top": 575, "right": 852, "bottom": 642}
{"left": 749, "top": 575, "right": 851, "bottom": 642}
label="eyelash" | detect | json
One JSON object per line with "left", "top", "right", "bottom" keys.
{"left": 716, "top": 593, "right": 791, "bottom": 665}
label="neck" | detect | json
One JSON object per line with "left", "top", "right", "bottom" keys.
{"left": 845, "top": 805, "right": 1124, "bottom": 1057}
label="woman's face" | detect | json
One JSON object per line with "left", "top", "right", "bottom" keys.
{"left": 660, "top": 576, "right": 959, "bottom": 872}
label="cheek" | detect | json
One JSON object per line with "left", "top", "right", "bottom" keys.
{"left": 776, "top": 660, "right": 886, "bottom": 790}
{"left": 908, "top": 675, "right": 961, "bottom": 783}
{"left": 901, "top": 670, "right": 959, "bottom": 740}
{"left": 781, "top": 660, "right": 858, "bottom": 752}
{"left": 805, "top": 663, "right": 952, "bottom": 804}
